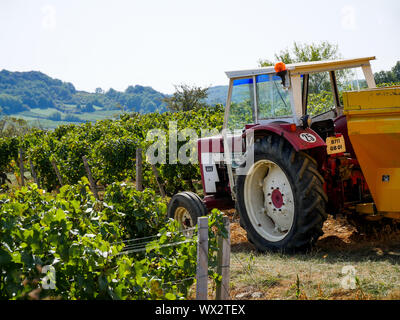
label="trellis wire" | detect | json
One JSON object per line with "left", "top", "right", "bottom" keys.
{"left": 161, "top": 277, "right": 196, "bottom": 288}
{"left": 231, "top": 251, "right": 259, "bottom": 285}
{"left": 118, "top": 239, "right": 195, "bottom": 255}
{"left": 113, "top": 227, "right": 197, "bottom": 246}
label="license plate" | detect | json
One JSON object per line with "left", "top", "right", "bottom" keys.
{"left": 326, "top": 136, "right": 346, "bottom": 155}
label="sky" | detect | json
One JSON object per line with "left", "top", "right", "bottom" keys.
{"left": 0, "top": 0, "right": 399, "bottom": 94}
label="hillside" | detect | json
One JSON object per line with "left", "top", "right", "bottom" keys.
{"left": 0, "top": 69, "right": 228, "bottom": 128}
{"left": 0, "top": 69, "right": 169, "bottom": 127}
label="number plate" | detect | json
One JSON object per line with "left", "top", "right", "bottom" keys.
{"left": 326, "top": 136, "right": 346, "bottom": 155}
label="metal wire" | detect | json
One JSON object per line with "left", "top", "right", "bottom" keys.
{"left": 231, "top": 252, "right": 259, "bottom": 285}
{"left": 113, "top": 227, "right": 197, "bottom": 246}
{"left": 118, "top": 239, "right": 195, "bottom": 255}
{"left": 119, "top": 229, "right": 197, "bottom": 252}
{"left": 161, "top": 277, "right": 196, "bottom": 288}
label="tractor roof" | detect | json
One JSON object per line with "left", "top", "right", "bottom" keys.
{"left": 225, "top": 56, "right": 376, "bottom": 79}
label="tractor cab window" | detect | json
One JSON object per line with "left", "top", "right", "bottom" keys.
{"left": 227, "top": 78, "right": 255, "bottom": 131}
{"left": 305, "top": 68, "right": 369, "bottom": 117}
{"left": 256, "top": 74, "right": 292, "bottom": 119}
{"left": 337, "top": 67, "right": 369, "bottom": 104}
{"left": 305, "top": 72, "right": 335, "bottom": 117}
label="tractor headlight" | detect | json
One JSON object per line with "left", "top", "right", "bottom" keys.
{"left": 300, "top": 115, "right": 312, "bottom": 129}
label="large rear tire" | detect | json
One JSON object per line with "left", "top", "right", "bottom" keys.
{"left": 236, "top": 135, "right": 328, "bottom": 252}
{"left": 167, "top": 191, "right": 207, "bottom": 229}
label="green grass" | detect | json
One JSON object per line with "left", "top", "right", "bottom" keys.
{"left": 24, "top": 108, "right": 60, "bottom": 116}
{"left": 78, "top": 109, "right": 124, "bottom": 121}
{"left": 11, "top": 107, "right": 125, "bottom": 129}
{"left": 228, "top": 218, "right": 400, "bottom": 300}
{"left": 230, "top": 248, "right": 400, "bottom": 300}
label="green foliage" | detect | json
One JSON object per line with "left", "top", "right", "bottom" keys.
{"left": 259, "top": 41, "right": 341, "bottom": 67}
{"left": 62, "top": 114, "right": 83, "bottom": 123}
{"left": 307, "top": 90, "right": 335, "bottom": 116}
{"left": 0, "top": 117, "right": 31, "bottom": 138}
{"left": 0, "top": 182, "right": 227, "bottom": 300}
{"left": 48, "top": 112, "right": 62, "bottom": 121}
{"left": 374, "top": 61, "right": 400, "bottom": 85}
{"left": 0, "top": 94, "right": 28, "bottom": 114}
{"left": 0, "top": 137, "right": 18, "bottom": 174}
{"left": 0, "top": 100, "right": 228, "bottom": 300}
{"left": 0, "top": 182, "right": 122, "bottom": 299}
{"left": 227, "top": 101, "right": 253, "bottom": 130}
{"left": 12, "top": 106, "right": 223, "bottom": 193}
{"left": 103, "top": 183, "right": 167, "bottom": 239}
{"left": 0, "top": 70, "right": 167, "bottom": 121}
{"left": 376, "top": 81, "right": 400, "bottom": 88}
{"left": 258, "top": 41, "right": 345, "bottom": 94}
{"left": 0, "top": 70, "right": 72, "bottom": 111}
{"left": 163, "top": 84, "right": 209, "bottom": 112}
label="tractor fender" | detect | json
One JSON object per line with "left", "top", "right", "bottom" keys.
{"left": 248, "top": 123, "right": 326, "bottom": 152}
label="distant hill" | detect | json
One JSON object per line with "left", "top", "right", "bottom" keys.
{"left": 206, "top": 85, "right": 228, "bottom": 105}
{"left": 0, "top": 69, "right": 228, "bottom": 128}
{"left": 0, "top": 69, "right": 167, "bottom": 115}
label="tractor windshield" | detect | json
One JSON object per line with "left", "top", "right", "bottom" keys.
{"left": 227, "top": 78, "right": 255, "bottom": 131}
{"left": 256, "top": 74, "right": 292, "bottom": 119}
{"left": 227, "top": 75, "right": 292, "bottom": 131}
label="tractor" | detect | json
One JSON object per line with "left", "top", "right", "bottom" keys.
{"left": 167, "top": 56, "right": 400, "bottom": 252}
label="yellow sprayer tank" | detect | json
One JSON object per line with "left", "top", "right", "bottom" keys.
{"left": 343, "top": 87, "right": 400, "bottom": 219}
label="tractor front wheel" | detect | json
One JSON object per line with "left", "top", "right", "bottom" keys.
{"left": 167, "top": 191, "right": 207, "bottom": 229}
{"left": 236, "top": 135, "right": 328, "bottom": 252}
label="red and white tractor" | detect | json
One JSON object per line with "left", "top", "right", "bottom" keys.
{"left": 167, "top": 57, "right": 400, "bottom": 252}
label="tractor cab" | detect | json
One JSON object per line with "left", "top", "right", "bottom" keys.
{"left": 222, "top": 57, "right": 377, "bottom": 197}
{"left": 224, "top": 57, "right": 377, "bottom": 131}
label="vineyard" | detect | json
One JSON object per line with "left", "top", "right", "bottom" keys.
{"left": 2, "top": 85, "right": 400, "bottom": 300}
{"left": 0, "top": 106, "right": 227, "bottom": 300}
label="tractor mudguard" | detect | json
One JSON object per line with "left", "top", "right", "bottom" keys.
{"left": 249, "top": 123, "right": 326, "bottom": 152}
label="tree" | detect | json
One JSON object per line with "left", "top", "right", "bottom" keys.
{"left": 0, "top": 94, "right": 26, "bottom": 114}
{"left": 374, "top": 61, "right": 400, "bottom": 85}
{"left": 49, "top": 111, "right": 62, "bottom": 121}
{"left": 393, "top": 61, "right": 400, "bottom": 81}
{"left": 81, "top": 102, "right": 95, "bottom": 113}
{"left": 259, "top": 41, "right": 341, "bottom": 67}
{"left": 163, "top": 84, "right": 209, "bottom": 112}
{"left": 259, "top": 41, "right": 342, "bottom": 93}
{"left": 0, "top": 116, "right": 30, "bottom": 137}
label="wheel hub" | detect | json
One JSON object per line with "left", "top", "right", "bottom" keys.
{"left": 262, "top": 174, "right": 292, "bottom": 233}
{"left": 175, "top": 207, "right": 193, "bottom": 229}
{"left": 271, "top": 189, "right": 284, "bottom": 209}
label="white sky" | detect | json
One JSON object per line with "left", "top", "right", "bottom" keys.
{"left": 0, "top": 0, "right": 399, "bottom": 94}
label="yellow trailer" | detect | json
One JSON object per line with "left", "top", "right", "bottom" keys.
{"left": 344, "top": 87, "right": 400, "bottom": 220}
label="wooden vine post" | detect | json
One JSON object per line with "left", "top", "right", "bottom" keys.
{"left": 216, "top": 216, "right": 231, "bottom": 300}
{"left": 29, "top": 159, "right": 40, "bottom": 188}
{"left": 151, "top": 164, "right": 166, "bottom": 198}
{"left": 196, "top": 216, "right": 209, "bottom": 300}
{"left": 19, "top": 148, "right": 25, "bottom": 187}
{"left": 136, "top": 148, "right": 143, "bottom": 191}
{"left": 82, "top": 156, "right": 99, "bottom": 200}
{"left": 51, "top": 159, "right": 64, "bottom": 187}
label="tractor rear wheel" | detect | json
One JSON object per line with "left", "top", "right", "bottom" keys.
{"left": 236, "top": 135, "right": 328, "bottom": 252}
{"left": 167, "top": 191, "right": 207, "bottom": 229}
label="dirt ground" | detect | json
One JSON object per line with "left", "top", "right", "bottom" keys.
{"left": 220, "top": 210, "right": 400, "bottom": 300}
{"left": 228, "top": 211, "right": 400, "bottom": 253}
